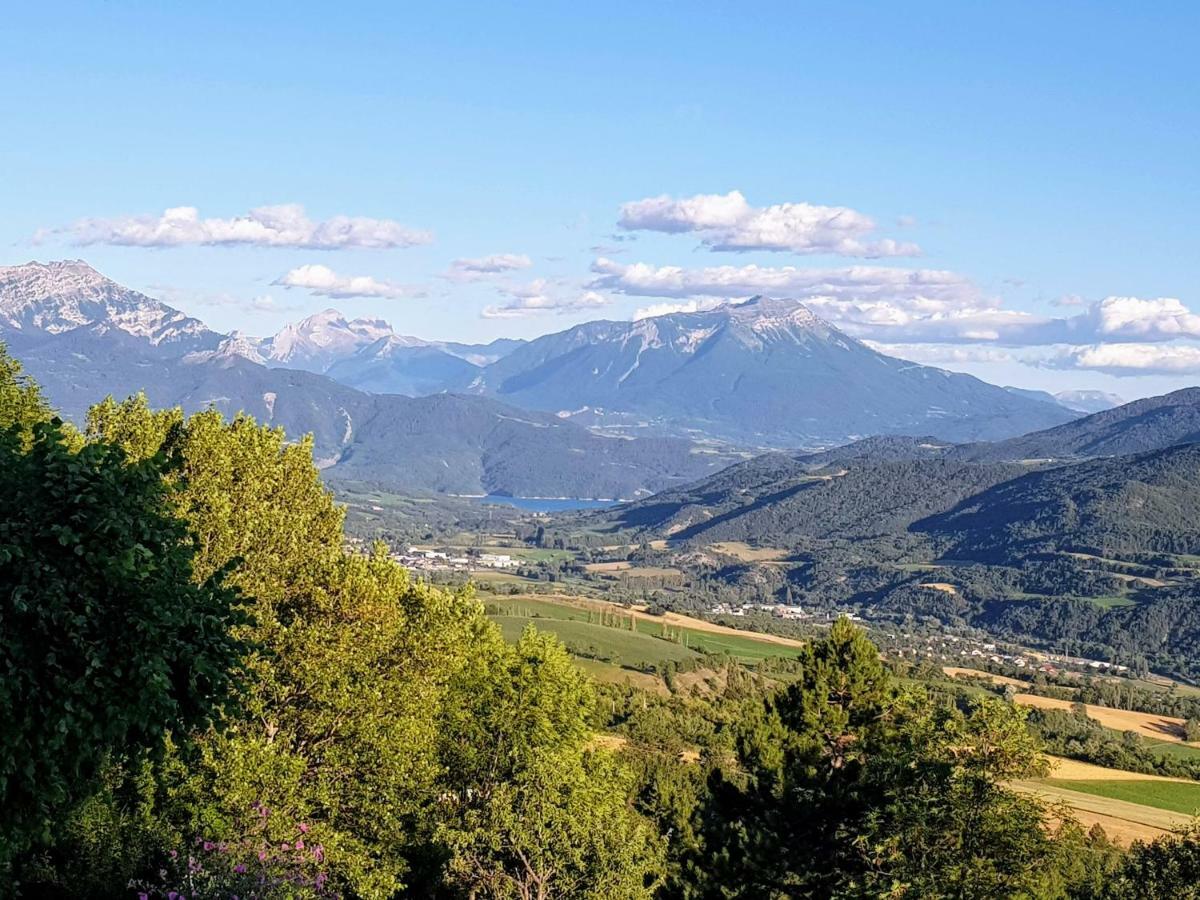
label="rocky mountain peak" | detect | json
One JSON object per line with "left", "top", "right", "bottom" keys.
{"left": 0, "top": 258, "right": 213, "bottom": 347}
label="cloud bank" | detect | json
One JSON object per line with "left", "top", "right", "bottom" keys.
{"left": 274, "top": 264, "right": 409, "bottom": 299}
{"left": 618, "top": 191, "right": 919, "bottom": 257}
{"left": 483, "top": 279, "right": 611, "bottom": 319}
{"left": 52, "top": 204, "right": 432, "bottom": 250}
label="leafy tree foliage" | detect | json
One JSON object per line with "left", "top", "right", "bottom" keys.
{"left": 437, "top": 625, "right": 665, "bottom": 898}
{"left": 681, "top": 619, "right": 1083, "bottom": 898}
{"left": 0, "top": 419, "right": 246, "bottom": 872}
{"left": 81, "top": 394, "right": 665, "bottom": 898}
{"left": 1103, "top": 825, "right": 1200, "bottom": 899}
{"left": 0, "top": 342, "right": 54, "bottom": 440}
{"left": 87, "top": 395, "right": 345, "bottom": 605}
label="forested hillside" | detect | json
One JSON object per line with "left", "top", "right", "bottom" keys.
{"left": 600, "top": 455, "right": 1024, "bottom": 544}
{"left": 918, "top": 444, "right": 1200, "bottom": 562}
{"left": 952, "top": 388, "right": 1200, "bottom": 462}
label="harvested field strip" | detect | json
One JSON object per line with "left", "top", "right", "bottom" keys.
{"left": 1014, "top": 693, "right": 1194, "bottom": 743}
{"left": 1010, "top": 780, "right": 1190, "bottom": 846}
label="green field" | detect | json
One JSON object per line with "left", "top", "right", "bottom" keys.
{"left": 498, "top": 546, "right": 577, "bottom": 563}
{"left": 1045, "top": 779, "right": 1200, "bottom": 816}
{"left": 491, "top": 615, "right": 700, "bottom": 669}
{"left": 1083, "top": 594, "right": 1138, "bottom": 609}
{"left": 486, "top": 596, "right": 804, "bottom": 667}
{"left": 1145, "top": 740, "right": 1200, "bottom": 762}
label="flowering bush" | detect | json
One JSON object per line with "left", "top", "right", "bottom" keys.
{"left": 131, "top": 805, "right": 335, "bottom": 899}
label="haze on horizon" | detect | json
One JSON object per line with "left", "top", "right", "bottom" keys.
{"left": 2, "top": 1, "right": 1198, "bottom": 401}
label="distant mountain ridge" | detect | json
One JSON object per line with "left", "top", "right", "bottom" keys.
{"left": 465, "top": 296, "right": 1077, "bottom": 446}
{"left": 577, "top": 388, "right": 1200, "bottom": 545}
{"left": 0, "top": 261, "right": 733, "bottom": 497}
{"left": 951, "top": 388, "right": 1200, "bottom": 462}
{"left": 1, "top": 261, "right": 1088, "bottom": 451}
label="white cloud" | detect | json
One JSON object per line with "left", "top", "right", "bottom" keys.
{"left": 617, "top": 190, "right": 920, "bottom": 257}
{"left": 633, "top": 298, "right": 724, "bottom": 320}
{"left": 1046, "top": 343, "right": 1200, "bottom": 376}
{"left": 482, "top": 280, "right": 611, "bottom": 319}
{"left": 51, "top": 204, "right": 432, "bottom": 250}
{"left": 592, "top": 257, "right": 983, "bottom": 336}
{"left": 593, "top": 258, "right": 1200, "bottom": 349}
{"left": 862, "top": 342, "right": 1022, "bottom": 366}
{"left": 273, "top": 264, "right": 409, "bottom": 299}
{"left": 446, "top": 253, "right": 533, "bottom": 281}
{"left": 1085, "top": 296, "right": 1200, "bottom": 340}
{"left": 591, "top": 257, "right": 974, "bottom": 304}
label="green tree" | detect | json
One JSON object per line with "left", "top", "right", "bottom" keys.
{"left": 181, "top": 549, "right": 483, "bottom": 897}
{"left": 1184, "top": 716, "right": 1200, "bottom": 743}
{"left": 0, "top": 343, "right": 53, "bottom": 440}
{"left": 0, "top": 419, "right": 246, "bottom": 874}
{"left": 437, "top": 626, "right": 665, "bottom": 899}
{"left": 686, "top": 619, "right": 1082, "bottom": 898}
{"left": 1103, "top": 824, "right": 1200, "bottom": 898}
{"left": 86, "top": 395, "right": 344, "bottom": 605}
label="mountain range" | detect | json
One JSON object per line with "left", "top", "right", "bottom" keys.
{"left": 0, "top": 258, "right": 1143, "bottom": 498}
{"left": 579, "top": 389, "right": 1200, "bottom": 546}
{"left": 0, "top": 261, "right": 734, "bottom": 498}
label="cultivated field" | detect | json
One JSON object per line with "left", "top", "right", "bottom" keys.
{"left": 1011, "top": 756, "right": 1199, "bottom": 846}
{"left": 1014, "top": 693, "right": 1195, "bottom": 743}
{"left": 709, "top": 541, "right": 791, "bottom": 562}
{"left": 486, "top": 593, "right": 806, "bottom": 666}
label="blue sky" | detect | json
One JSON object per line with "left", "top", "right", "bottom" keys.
{"left": 3, "top": 1, "right": 1198, "bottom": 397}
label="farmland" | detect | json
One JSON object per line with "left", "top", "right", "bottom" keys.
{"left": 1011, "top": 757, "right": 1199, "bottom": 846}
{"left": 485, "top": 593, "right": 806, "bottom": 676}
{"left": 1013, "top": 694, "right": 1195, "bottom": 744}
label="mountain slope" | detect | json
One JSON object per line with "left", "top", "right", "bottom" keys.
{"left": 1055, "top": 389, "right": 1124, "bottom": 414}
{"left": 588, "top": 453, "right": 1023, "bottom": 544}
{"left": 332, "top": 393, "right": 739, "bottom": 497}
{"left": 916, "top": 443, "right": 1200, "bottom": 563}
{"left": 325, "top": 335, "right": 481, "bottom": 395}
{"left": 255, "top": 309, "right": 522, "bottom": 391}
{"left": 7, "top": 320, "right": 736, "bottom": 497}
{"left": 472, "top": 297, "right": 1076, "bottom": 446}
{"left": 258, "top": 308, "right": 393, "bottom": 371}
{"left": 0, "top": 259, "right": 217, "bottom": 351}
{"left": 952, "top": 388, "right": 1200, "bottom": 462}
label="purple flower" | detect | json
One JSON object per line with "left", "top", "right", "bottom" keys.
{"left": 234, "top": 863, "right": 247, "bottom": 873}
{"left": 295, "top": 839, "right": 305, "bottom": 850}
{"left": 298, "top": 822, "right": 310, "bottom": 834}
{"left": 203, "top": 841, "right": 216, "bottom": 851}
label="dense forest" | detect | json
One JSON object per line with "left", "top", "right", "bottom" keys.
{"left": 6, "top": 343, "right": 1200, "bottom": 898}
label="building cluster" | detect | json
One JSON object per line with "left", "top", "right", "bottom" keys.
{"left": 391, "top": 547, "right": 519, "bottom": 572}
{"left": 708, "top": 602, "right": 808, "bottom": 620}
